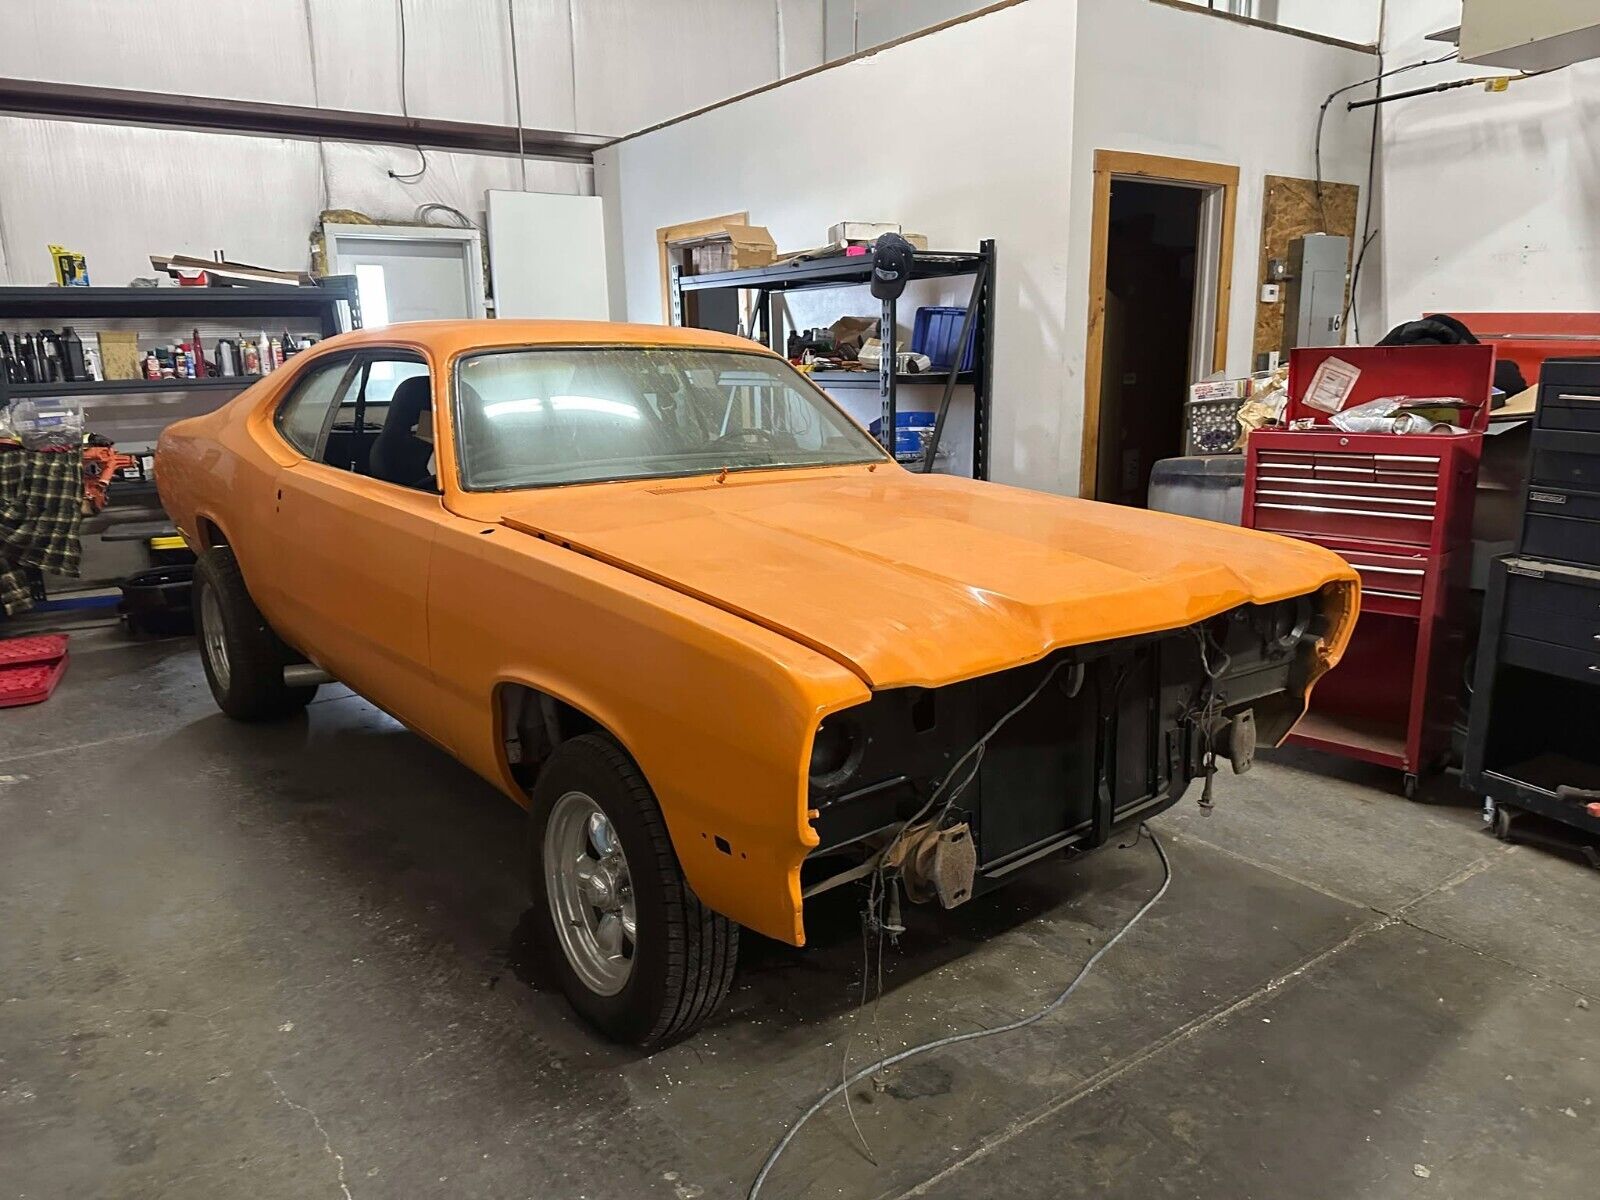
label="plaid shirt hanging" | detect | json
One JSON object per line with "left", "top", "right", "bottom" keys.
{"left": 0, "top": 447, "right": 85, "bottom": 616}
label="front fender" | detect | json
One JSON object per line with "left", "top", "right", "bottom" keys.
{"left": 429, "top": 523, "right": 868, "bottom": 946}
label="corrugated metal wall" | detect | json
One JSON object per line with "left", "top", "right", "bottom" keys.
{"left": 0, "top": 0, "right": 827, "bottom": 285}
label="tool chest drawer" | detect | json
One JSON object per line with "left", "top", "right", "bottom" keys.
{"left": 1315, "top": 542, "right": 1429, "bottom": 613}
{"left": 1504, "top": 562, "right": 1600, "bottom": 621}
{"left": 1250, "top": 472, "right": 1438, "bottom": 508}
{"left": 1247, "top": 428, "right": 1474, "bottom": 555}
{"left": 1250, "top": 448, "right": 1443, "bottom": 546}
{"left": 1249, "top": 494, "right": 1437, "bottom": 547}
{"left": 1520, "top": 510, "right": 1600, "bottom": 568}
{"left": 1501, "top": 634, "right": 1600, "bottom": 688}
{"left": 1540, "top": 389, "right": 1600, "bottom": 433}
{"left": 1537, "top": 358, "right": 1600, "bottom": 434}
{"left": 1341, "top": 545, "right": 1428, "bottom": 596}
{"left": 1502, "top": 605, "right": 1600, "bottom": 652}
{"left": 1255, "top": 448, "right": 1441, "bottom": 487}
{"left": 1525, "top": 486, "right": 1600, "bottom": 522}
{"left": 1530, "top": 429, "right": 1600, "bottom": 492}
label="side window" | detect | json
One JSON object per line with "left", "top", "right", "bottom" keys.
{"left": 360, "top": 355, "right": 437, "bottom": 490}
{"left": 275, "top": 358, "right": 354, "bottom": 457}
{"left": 362, "top": 359, "right": 430, "bottom": 409}
{"left": 318, "top": 354, "right": 431, "bottom": 482}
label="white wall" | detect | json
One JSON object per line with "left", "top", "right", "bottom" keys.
{"left": 597, "top": 0, "right": 1080, "bottom": 496}
{"left": 1377, "top": 0, "right": 1600, "bottom": 328}
{"left": 599, "top": 0, "right": 1377, "bottom": 497}
{"left": 1267, "top": 0, "right": 1380, "bottom": 45}
{"left": 0, "top": 116, "right": 586, "bottom": 287}
{"left": 1063, "top": 0, "right": 1375, "bottom": 463}
{"left": 0, "top": 0, "right": 829, "bottom": 135}
{"left": 0, "top": 0, "right": 828, "bottom": 285}
{"left": 1166, "top": 0, "right": 1380, "bottom": 45}
{"left": 822, "top": 0, "right": 1005, "bottom": 59}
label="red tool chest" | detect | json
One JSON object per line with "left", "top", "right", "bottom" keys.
{"left": 1243, "top": 345, "right": 1495, "bottom": 795}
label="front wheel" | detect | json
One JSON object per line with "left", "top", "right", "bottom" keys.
{"left": 527, "top": 734, "right": 738, "bottom": 1049}
{"left": 193, "top": 547, "right": 318, "bottom": 721}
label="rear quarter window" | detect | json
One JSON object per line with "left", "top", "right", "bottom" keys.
{"left": 274, "top": 358, "right": 354, "bottom": 456}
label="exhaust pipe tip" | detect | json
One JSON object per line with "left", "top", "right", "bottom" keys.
{"left": 283, "top": 663, "right": 333, "bottom": 688}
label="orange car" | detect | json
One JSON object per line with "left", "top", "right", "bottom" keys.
{"left": 157, "top": 320, "right": 1357, "bottom": 1047}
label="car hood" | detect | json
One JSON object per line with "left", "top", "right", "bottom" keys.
{"left": 498, "top": 469, "right": 1356, "bottom": 690}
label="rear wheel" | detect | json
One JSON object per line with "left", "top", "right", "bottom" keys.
{"left": 528, "top": 734, "right": 738, "bottom": 1049}
{"left": 193, "top": 547, "right": 318, "bottom": 721}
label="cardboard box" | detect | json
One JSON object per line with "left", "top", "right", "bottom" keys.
{"left": 724, "top": 224, "right": 777, "bottom": 268}
{"left": 827, "top": 222, "right": 929, "bottom": 252}
{"left": 830, "top": 221, "right": 901, "bottom": 244}
{"left": 685, "top": 224, "right": 778, "bottom": 275}
{"left": 49, "top": 244, "right": 90, "bottom": 287}
{"left": 1189, "top": 377, "right": 1252, "bottom": 403}
{"left": 97, "top": 331, "right": 142, "bottom": 380}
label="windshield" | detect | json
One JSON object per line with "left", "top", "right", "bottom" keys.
{"left": 452, "top": 347, "right": 886, "bottom": 490}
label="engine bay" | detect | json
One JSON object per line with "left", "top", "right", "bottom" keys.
{"left": 804, "top": 592, "right": 1334, "bottom": 895}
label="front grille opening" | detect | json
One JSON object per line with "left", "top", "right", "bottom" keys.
{"left": 910, "top": 689, "right": 937, "bottom": 733}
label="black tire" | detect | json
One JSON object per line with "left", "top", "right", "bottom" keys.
{"left": 193, "top": 546, "right": 318, "bottom": 721}
{"left": 528, "top": 734, "right": 738, "bottom": 1049}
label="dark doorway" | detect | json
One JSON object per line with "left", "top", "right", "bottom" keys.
{"left": 1094, "top": 179, "right": 1203, "bottom": 507}
{"left": 668, "top": 241, "right": 742, "bottom": 335}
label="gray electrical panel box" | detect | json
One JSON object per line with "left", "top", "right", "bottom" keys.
{"left": 1282, "top": 233, "right": 1349, "bottom": 351}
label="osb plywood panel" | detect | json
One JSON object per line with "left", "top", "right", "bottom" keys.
{"left": 1254, "top": 174, "right": 1359, "bottom": 362}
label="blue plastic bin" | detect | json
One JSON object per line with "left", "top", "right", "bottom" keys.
{"left": 869, "top": 410, "right": 936, "bottom": 458}
{"left": 911, "top": 306, "right": 976, "bottom": 372}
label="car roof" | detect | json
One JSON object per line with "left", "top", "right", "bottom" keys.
{"left": 315, "top": 319, "right": 772, "bottom": 359}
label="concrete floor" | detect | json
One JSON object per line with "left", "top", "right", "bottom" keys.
{"left": 2, "top": 628, "right": 1597, "bottom": 1200}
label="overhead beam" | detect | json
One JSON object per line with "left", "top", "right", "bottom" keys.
{"left": 0, "top": 77, "right": 607, "bottom": 164}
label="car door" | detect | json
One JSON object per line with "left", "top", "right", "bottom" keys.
{"left": 267, "top": 348, "right": 454, "bottom": 743}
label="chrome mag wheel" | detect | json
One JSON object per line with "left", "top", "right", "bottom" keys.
{"left": 200, "top": 584, "right": 231, "bottom": 691}
{"left": 545, "top": 790, "right": 637, "bottom": 996}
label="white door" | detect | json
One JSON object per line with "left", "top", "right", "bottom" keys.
{"left": 486, "top": 191, "right": 611, "bottom": 320}
{"left": 323, "top": 224, "right": 485, "bottom": 327}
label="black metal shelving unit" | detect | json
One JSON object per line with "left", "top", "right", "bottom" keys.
{"left": 0, "top": 279, "right": 360, "bottom": 327}
{"left": 0, "top": 278, "right": 361, "bottom": 442}
{"left": 0, "top": 278, "right": 361, "bottom": 612}
{"left": 7, "top": 377, "right": 254, "bottom": 399}
{"left": 672, "top": 242, "right": 995, "bottom": 479}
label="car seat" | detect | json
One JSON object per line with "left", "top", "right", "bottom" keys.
{"left": 369, "top": 376, "right": 435, "bottom": 488}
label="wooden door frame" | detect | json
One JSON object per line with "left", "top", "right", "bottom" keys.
{"left": 1081, "top": 151, "right": 1239, "bottom": 499}
{"left": 656, "top": 212, "right": 749, "bottom": 324}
